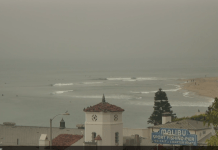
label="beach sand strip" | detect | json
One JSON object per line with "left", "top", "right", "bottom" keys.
{"left": 181, "top": 77, "right": 218, "bottom": 99}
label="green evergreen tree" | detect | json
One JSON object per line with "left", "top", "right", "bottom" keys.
{"left": 147, "top": 88, "right": 176, "bottom": 125}
{"left": 204, "top": 97, "right": 218, "bottom": 146}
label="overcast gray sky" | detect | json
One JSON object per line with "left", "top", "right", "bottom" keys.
{"left": 0, "top": 0, "right": 218, "bottom": 61}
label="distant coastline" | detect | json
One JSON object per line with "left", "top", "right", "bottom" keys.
{"left": 180, "top": 77, "right": 218, "bottom": 99}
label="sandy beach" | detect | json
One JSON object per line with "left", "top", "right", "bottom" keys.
{"left": 181, "top": 77, "right": 218, "bottom": 99}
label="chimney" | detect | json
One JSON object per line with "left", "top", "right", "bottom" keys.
{"left": 59, "top": 118, "right": 65, "bottom": 129}
{"left": 134, "top": 134, "right": 140, "bottom": 146}
{"left": 39, "top": 134, "right": 49, "bottom": 150}
{"left": 162, "top": 112, "right": 172, "bottom": 124}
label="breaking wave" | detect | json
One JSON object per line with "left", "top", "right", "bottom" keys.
{"left": 94, "top": 77, "right": 177, "bottom": 82}
{"left": 183, "top": 92, "right": 194, "bottom": 98}
{"left": 208, "top": 98, "right": 215, "bottom": 103}
{"left": 51, "top": 90, "right": 73, "bottom": 95}
{"left": 130, "top": 91, "right": 156, "bottom": 94}
{"left": 130, "top": 85, "right": 181, "bottom": 94}
{"left": 165, "top": 84, "right": 181, "bottom": 91}
{"left": 52, "top": 83, "right": 73, "bottom": 86}
{"left": 106, "top": 77, "right": 163, "bottom": 81}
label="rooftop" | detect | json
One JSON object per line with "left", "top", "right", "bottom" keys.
{"left": 148, "top": 119, "right": 211, "bottom": 130}
{"left": 198, "top": 132, "right": 212, "bottom": 145}
{"left": 83, "top": 94, "right": 124, "bottom": 112}
{"left": 52, "top": 134, "right": 83, "bottom": 147}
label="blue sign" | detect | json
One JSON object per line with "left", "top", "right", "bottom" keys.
{"left": 152, "top": 128, "right": 197, "bottom": 146}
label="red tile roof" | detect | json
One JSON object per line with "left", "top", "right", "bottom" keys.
{"left": 83, "top": 102, "right": 124, "bottom": 112}
{"left": 52, "top": 134, "right": 83, "bottom": 149}
{"left": 95, "top": 135, "right": 102, "bottom": 140}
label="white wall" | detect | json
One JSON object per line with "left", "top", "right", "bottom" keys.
{"left": 85, "top": 112, "right": 123, "bottom": 146}
{"left": 190, "top": 128, "right": 212, "bottom": 141}
{"left": 39, "top": 140, "right": 49, "bottom": 146}
{"left": 162, "top": 116, "right": 171, "bottom": 124}
{"left": 148, "top": 128, "right": 160, "bottom": 139}
{"left": 123, "top": 128, "right": 149, "bottom": 138}
{"left": 85, "top": 112, "right": 122, "bottom": 124}
{"left": 71, "top": 137, "right": 84, "bottom": 146}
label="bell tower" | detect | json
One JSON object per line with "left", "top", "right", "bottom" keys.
{"left": 83, "top": 95, "right": 124, "bottom": 146}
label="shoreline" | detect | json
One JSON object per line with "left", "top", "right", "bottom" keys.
{"left": 180, "top": 77, "right": 218, "bottom": 99}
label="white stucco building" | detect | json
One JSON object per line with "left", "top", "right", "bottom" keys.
{"left": 83, "top": 94, "right": 124, "bottom": 146}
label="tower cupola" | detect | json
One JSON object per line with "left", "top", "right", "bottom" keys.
{"left": 59, "top": 118, "right": 65, "bottom": 129}
{"left": 102, "top": 94, "right": 105, "bottom": 103}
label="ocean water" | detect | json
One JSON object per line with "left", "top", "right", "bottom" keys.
{"left": 0, "top": 59, "right": 217, "bottom": 129}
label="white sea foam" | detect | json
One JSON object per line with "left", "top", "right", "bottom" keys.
{"left": 164, "top": 84, "right": 181, "bottom": 92}
{"left": 136, "top": 77, "right": 159, "bottom": 81}
{"left": 164, "top": 88, "right": 181, "bottom": 92}
{"left": 141, "top": 92, "right": 152, "bottom": 94}
{"left": 130, "top": 87, "right": 180, "bottom": 94}
{"left": 125, "top": 79, "right": 137, "bottom": 82}
{"left": 208, "top": 98, "right": 215, "bottom": 103}
{"left": 140, "top": 91, "right": 157, "bottom": 94}
{"left": 106, "top": 77, "right": 165, "bottom": 82}
{"left": 183, "top": 92, "right": 193, "bottom": 98}
{"left": 130, "top": 91, "right": 157, "bottom": 94}
{"left": 167, "top": 84, "right": 181, "bottom": 88}
{"left": 183, "top": 92, "right": 190, "bottom": 97}
{"left": 51, "top": 90, "right": 73, "bottom": 94}
{"left": 107, "top": 78, "right": 133, "bottom": 81}
{"left": 52, "top": 83, "right": 73, "bottom": 86}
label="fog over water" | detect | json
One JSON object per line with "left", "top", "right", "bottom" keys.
{"left": 1, "top": 0, "right": 218, "bottom": 61}
{"left": 0, "top": 0, "right": 218, "bottom": 128}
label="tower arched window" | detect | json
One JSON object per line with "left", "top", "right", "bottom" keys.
{"left": 92, "top": 132, "right": 96, "bottom": 139}
{"left": 115, "top": 132, "right": 119, "bottom": 144}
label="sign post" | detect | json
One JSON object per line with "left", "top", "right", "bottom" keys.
{"left": 152, "top": 128, "right": 197, "bottom": 146}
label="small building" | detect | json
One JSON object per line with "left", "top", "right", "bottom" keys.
{"left": 147, "top": 119, "right": 213, "bottom": 146}
{"left": 0, "top": 120, "right": 83, "bottom": 146}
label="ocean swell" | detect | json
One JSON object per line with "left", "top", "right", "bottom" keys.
{"left": 52, "top": 83, "right": 73, "bottom": 86}
{"left": 128, "top": 101, "right": 210, "bottom": 107}
{"left": 82, "top": 82, "right": 103, "bottom": 85}
{"left": 71, "top": 95, "right": 141, "bottom": 100}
